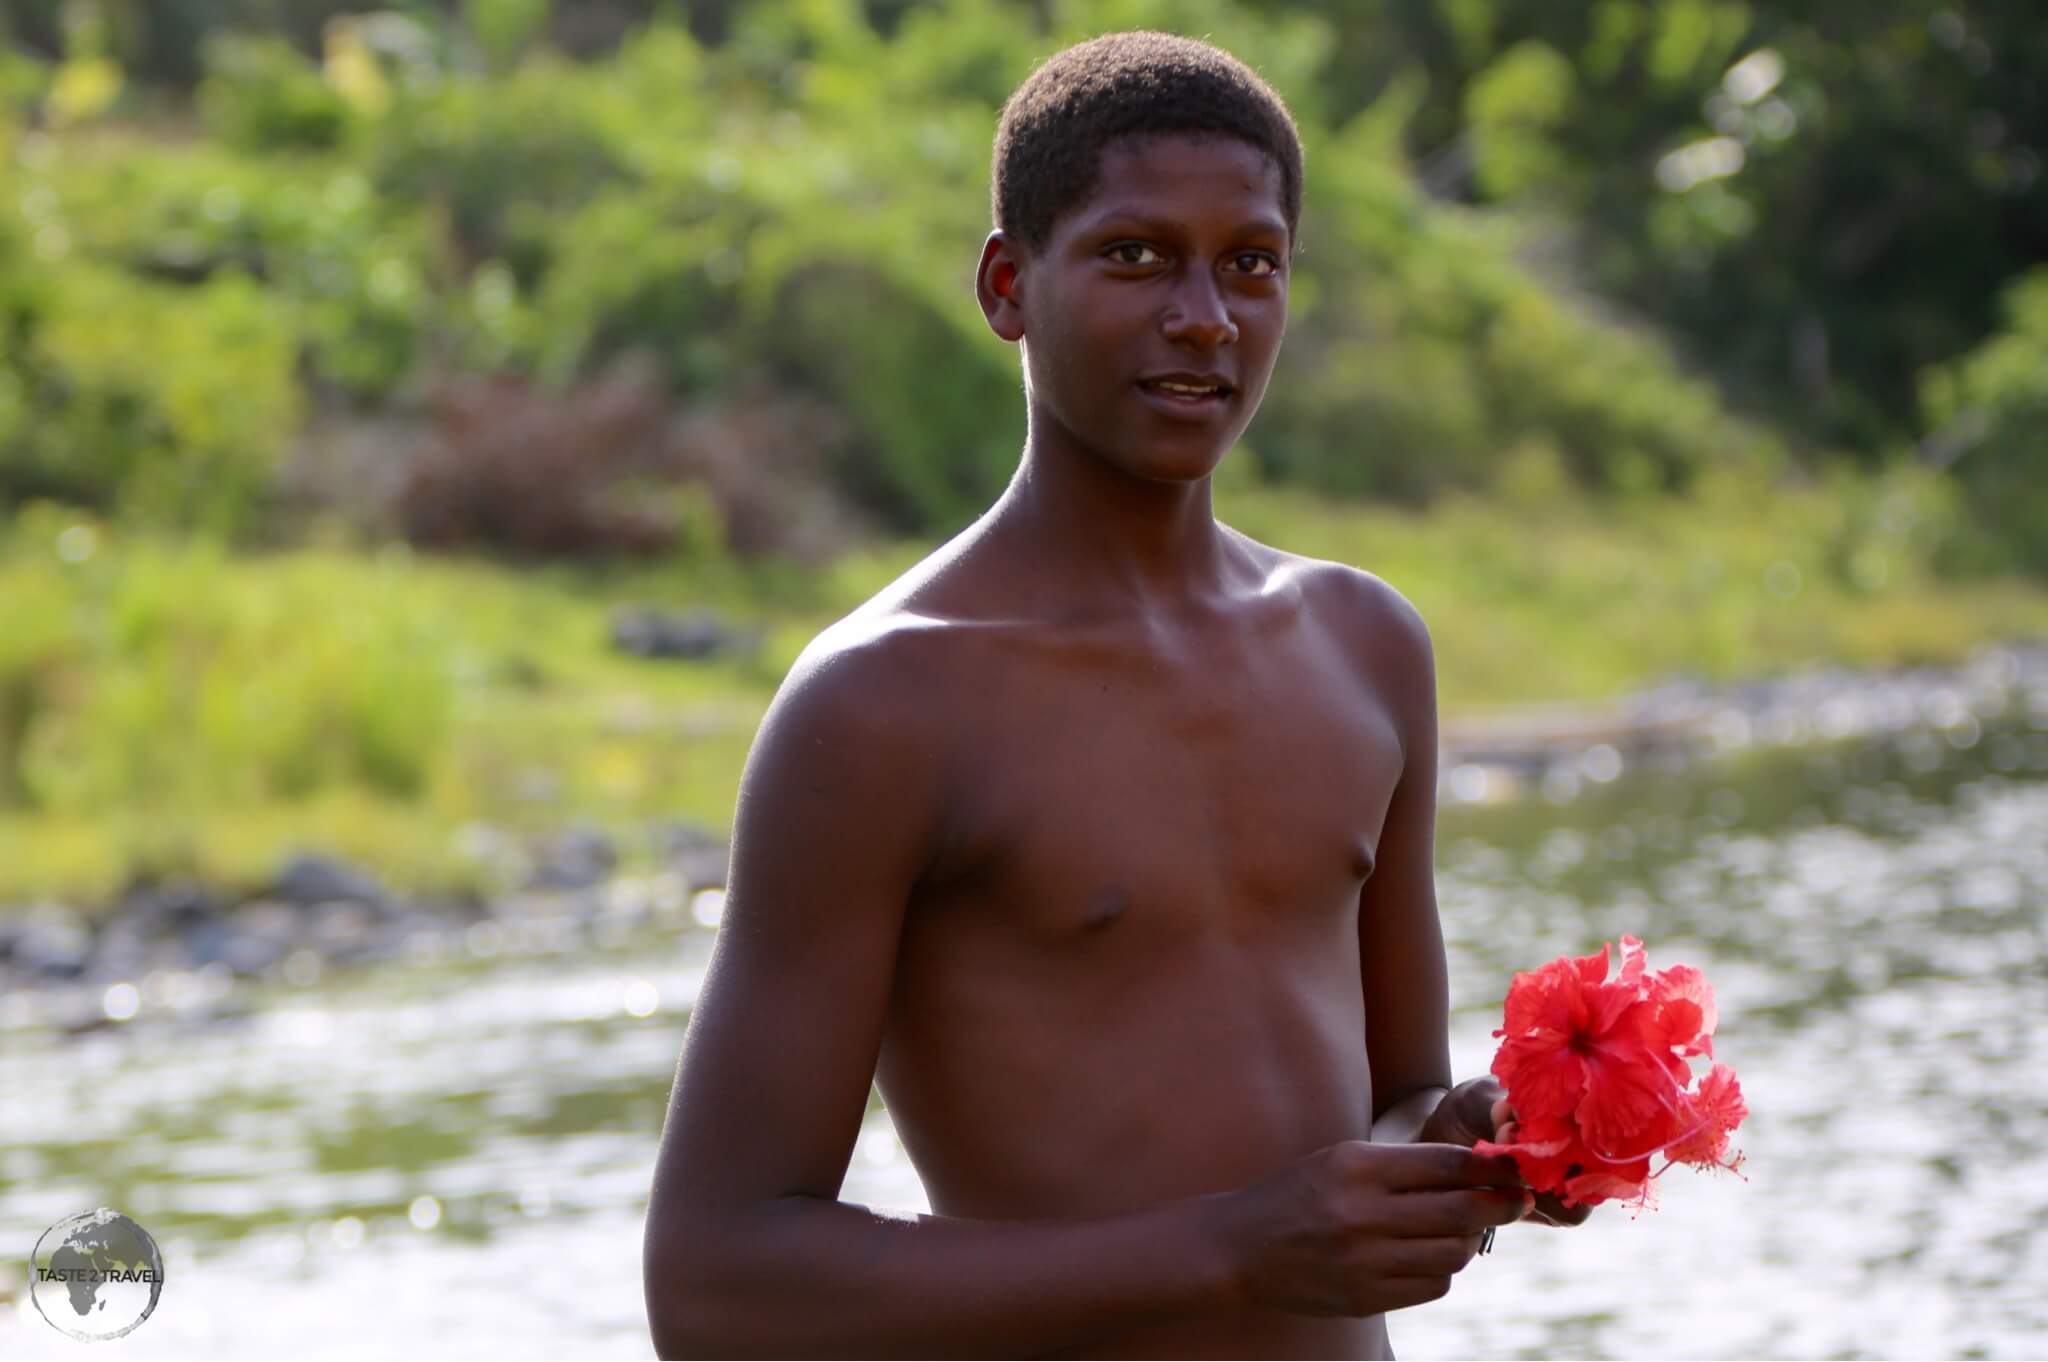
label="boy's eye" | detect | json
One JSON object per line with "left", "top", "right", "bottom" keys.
{"left": 1102, "top": 242, "right": 1282, "bottom": 275}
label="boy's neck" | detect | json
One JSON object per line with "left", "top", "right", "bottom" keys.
{"left": 984, "top": 434, "right": 1240, "bottom": 618}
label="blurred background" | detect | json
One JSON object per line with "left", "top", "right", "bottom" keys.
{"left": 0, "top": 0, "right": 2043, "bottom": 1356}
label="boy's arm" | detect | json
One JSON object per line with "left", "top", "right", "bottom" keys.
{"left": 1346, "top": 577, "right": 1592, "bottom": 1226}
{"left": 641, "top": 632, "right": 1236, "bottom": 1357}
{"left": 1347, "top": 579, "right": 1457, "bottom": 1146}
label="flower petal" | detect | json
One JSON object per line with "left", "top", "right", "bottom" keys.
{"left": 1563, "top": 1159, "right": 1655, "bottom": 1209}
{"left": 1502, "top": 955, "right": 1591, "bottom": 1038}
{"left": 1477, "top": 1114, "right": 1584, "bottom": 1196}
{"left": 1578, "top": 1037, "right": 1686, "bottom": 1161}
{"left": 1493, "top": 1033, "right": 1588, "bottom": 1123}
{"left": 1614, "top": 935, "right": 1649, "bottom": 990}
{"left": 1646, "top": 964, "right": 1719, "bottom": 1059}
{"left": 1572, "top": 941, "right": 1613, "bottom": 987}
{"left": 1666, "top": 1063, "right": 1748, "bottom": 1170}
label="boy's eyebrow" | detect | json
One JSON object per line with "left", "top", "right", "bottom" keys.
{"left": 1083, "top": 209, "right": 1291, "bottom": 241}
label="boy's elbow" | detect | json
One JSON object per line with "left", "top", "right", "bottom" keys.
{"left": 646, "top": 1262, "right": 746, "bottom": 1357}
{"left": 644, "top": 1221, "right": 733, "bottom": 1358}
{"left": 645, "top": 1300, "right": 703, "bottom": 1361}
{"left": 646, "top": 1196, "right": 801, "bottom": 1357}
{"left": 648, "top": 1305, "right": 722, "bottom": 1361}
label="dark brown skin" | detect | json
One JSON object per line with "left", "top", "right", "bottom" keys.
{"left": 643, "top": 134, "right": 1584, "bottom": 1360}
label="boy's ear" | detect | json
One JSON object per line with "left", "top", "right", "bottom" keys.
{"left": 975, "top": 231, "right": 1027, "bottom": 343}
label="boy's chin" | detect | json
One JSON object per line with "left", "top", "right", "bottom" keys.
{"left": 1120, "top": 445, "right": 1233, "bottom": 484}
{"left": 1105, "top": 422, "right": 1246, "bottom": 481}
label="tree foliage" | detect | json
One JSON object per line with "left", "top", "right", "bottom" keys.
{"left": 0, "top": 0, "right": 2039, "bottom": 567}
{"left": 1332, "top": 0, "right": 2047, "bottom": 462}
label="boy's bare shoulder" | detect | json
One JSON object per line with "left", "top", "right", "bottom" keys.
{"left": 1219, "top": 526, "right": 1434, "bottom": 672}
{"left": 765, "top": 544, "right": 998, "bottom": 744}
{"left": 774, "top": 606, "right": 962, "bottom": 738}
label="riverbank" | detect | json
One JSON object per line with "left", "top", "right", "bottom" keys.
{"left": 4, "top": 475, "right": 2045, "bottom": 909}
{"left": 5, "top": 640, "right": 2042, "bottom": 1016}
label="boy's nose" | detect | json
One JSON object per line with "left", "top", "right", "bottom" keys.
{"left": 1161, "top": 279, "right": 1239, "bottom": 349}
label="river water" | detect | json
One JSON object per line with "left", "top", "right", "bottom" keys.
{"left": 2, "top": 713, "right": 2044, "bottom": 1359}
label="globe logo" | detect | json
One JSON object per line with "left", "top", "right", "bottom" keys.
{"left": 28, "top": 1208, "right": 165, "bottom": 1342}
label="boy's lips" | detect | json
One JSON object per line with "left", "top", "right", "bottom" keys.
{"left": 1137, "top": 370, "right": 1234, "bottom": 396}
{"left": 1134, "top": 371, "right": 1236, "bottom": 418}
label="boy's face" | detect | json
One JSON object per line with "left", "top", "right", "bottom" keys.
{"left": 978, "top": 134, "right": 1291, "bottom": 484}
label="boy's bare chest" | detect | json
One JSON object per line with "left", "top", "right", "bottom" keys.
{"left": 922, "top": 613, "right": 1407, "bottom": 939}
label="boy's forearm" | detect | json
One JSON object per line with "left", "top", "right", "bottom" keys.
{"left": 647, "top": 1189, "right": 1240, "bottom": 1358}
{"left": 1370, "top": 1085, "right": 1449, "bottom": 1145}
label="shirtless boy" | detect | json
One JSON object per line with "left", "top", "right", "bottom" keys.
{"left": 643, "top": 31, "right": 1585, "bottom": 1359}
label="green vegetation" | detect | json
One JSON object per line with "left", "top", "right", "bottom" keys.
{"left": 6, "top": 1, "right": 2038, "bottom": 530}
{"left": 1, "top": 1, "right": 2043, "bottom": 906}
{"left": 1920, "top": 268, "right": 2048, "bottom": 576}
{"left": 0, "top": 0, "right": 1838, "bottom": 541}
{"left": 1217, "top": 468, "right": 2044, "bottom": 708}
{"left": 6, "top": 473, "right": 2044, "bottom": 907}
{"left": 0, "top": 500, "right": 792, "bottom": 903}
{"left": 1284, "top": 2, "right": 2047, "bottom": 451}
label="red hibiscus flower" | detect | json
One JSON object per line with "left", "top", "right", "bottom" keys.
{"left": 1475, "top": 936, "right": 1746, "bottom": 1208}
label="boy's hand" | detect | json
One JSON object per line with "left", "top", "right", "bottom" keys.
{"left": 1208, "top": 1141, "right": 1532, "bottom": 1318}
{"left": 1412, "top": 1077, "right": 1504, "bottom": 1148}
{"left": 1415, "top": 1078, "right": 1592, "bottom": 1228}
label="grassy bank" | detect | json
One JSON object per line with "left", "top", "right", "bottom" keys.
{"left": 4, "top": 470, "right": 2044, "bottom": 908}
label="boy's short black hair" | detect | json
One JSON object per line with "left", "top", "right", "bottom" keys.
{"left": 992, "top": 31, "right": 1304, "bottom": 254}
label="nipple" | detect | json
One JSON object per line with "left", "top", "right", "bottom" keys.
{"left": 1081, "top": 885, "right": 1131, "bottom": 930}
